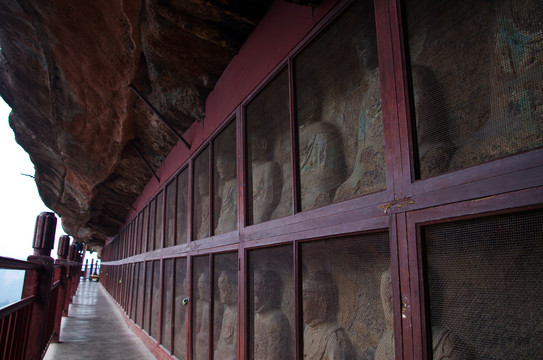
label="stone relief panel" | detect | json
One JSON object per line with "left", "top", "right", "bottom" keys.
{"left": 246, "top": 68, "right": 291, "bottom": 225}
{"left": 213, "top": 253, "right": 238, "bottom": 360}
{"left": 213, "top": 121, "right": 237, "bottom": 235}
{"left": 301, "top": 233, "right": 390, "bottom": 360}
{"left": 248, "top": 246, "right": 294, "bottom": 360}
{"left": 422, "top": 209, "right": 543, "bottom": 359}
{"left": 174, "top": 258, "right": 187, "bottom": 360}
{"left": 405, "top": 0, "right": 543, "bottom": 177}
{"left": 192, "top": 257, "right": 210, "bottom": 360}
{"left": 176, "top": 169, "right": 189, "bottom": 245}
{"left": 193, "top": 148, "right": 210, "bottom": 240}
{"left": 295, "top": 0, "right": 386, "bottom": 212}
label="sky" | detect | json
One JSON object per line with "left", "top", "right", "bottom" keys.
{"left": 0, "top": 97, "right": 84, "bottom": 261}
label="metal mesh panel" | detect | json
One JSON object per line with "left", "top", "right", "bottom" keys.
{"left": 137, "top": 262, "right": 145, "bottom": 326}
{"left": 162, "top": 259, "right": 174, "bottom": 350}
{"left": 131, "top": 262, "right": 140, "bottom": 321}
{"left": 165, "top": 181, "right": 176, "bottom": 248}
{"left": 246, "top": 68, "right": 292, "bottom": 225}
{"left": 301, "top": 233, "right": 390, "bottom": 360}
{"left": 295, "top": 0, "right": 385, "bottom": 211}
{"left": 192, "top": 256, "right": 210, "bottom": 360}
{"left": 143, "top": 205, "right": 149, "bottom": 252}
{"left": 156, "top": 192, "right": 163, "bottom": 249}
{"left": 193, "top": 148, "right": 210, "bottom": 240}
{"left": 149, "top": 199, "right": 156, "bottom": 251}
{"left": 213, "top": 121, "right": 237, "bottom": 235}
{"left": 405, "top": 0, "right": 543, "bottom": 178}
{"left": 248, "top": 246, "right": 294, "bottom": 360}
{"left": 176, "top": 169, "right": 189, "bottom": 245}
{"left": 151, "top": 260, "right": 160, "bottom": 339}
{"left": 422, "top": 209, "right": 543, "bottom": 359}
{"left": 213, "top": 252, "right": 238, "bottom": 360}
{"left": 143, "top": 261, "right": 152, "bottom": 332}
{"left": 174, "top": 258, "right": 187, "bottom": 360}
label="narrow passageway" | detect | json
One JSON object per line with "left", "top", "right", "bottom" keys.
{"left": 44, "top": 280, "right": 155, "bottom": 360}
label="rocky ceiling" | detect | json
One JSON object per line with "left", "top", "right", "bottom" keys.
{"left": 0, "top": 0, "right": 320, "bottom": 249}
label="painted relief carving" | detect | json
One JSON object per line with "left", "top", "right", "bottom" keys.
{"left": 253, "top": 270, "right": 293, "bottom": 360}
{"left": 302, "top": 270, "right": 356, "bottom": 360}
{"left": 299, "top": 121, "right": 346, "bottom": 211}
{"left": 194, "top": 272, "right": 209, "bottom": 360}
{"left": 214, "top": 270, "right": 238, "bottom": 360}
{"left": 215, "top": 154, "right": 237, "bottom": 235}
{"left": 251, "top": 136, "right": 282, "bottom": 223}
{"left": 334, "top": 26, "right": 385, "bottom": 202}
{"left": 195, "top": 174, "right": 210, "bottom": 239}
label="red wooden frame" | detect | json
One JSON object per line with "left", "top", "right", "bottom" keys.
{"left": 98, "top": 0, "right": 543, "bottom": 359}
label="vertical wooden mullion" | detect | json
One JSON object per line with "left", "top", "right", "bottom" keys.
{"left": 188, "top": 160, "right": 194, "bottom": 244}
{"left": 396, "top": 212, "right": 414, "bottom": 360}
{"left": 294, "top": 241, "right": 302, "bottom": 360}
{"left": 158, "top": 258, "right": 164, "bottom": 344}
{"left": 208, "top": 254, "right": 214, "bottom": 360}
{"left": 209, "top": 142, "right": 214, "bottom": 237}
{"left": 238, "top": 246, "right": 247, "bottom": 360}
{"left": 288, "top": 58, "right": 300, "bottom": 215}
{"left": 187, "top": 256, "right": 192, "bottom": 360}
{"left": 237, "top": 107, "right": 246, "bottom": 232}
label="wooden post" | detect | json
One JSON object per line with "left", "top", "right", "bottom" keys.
{"left": 22, "top": 212, "right": 56, "bottom": 360}
{"left": 51, "top": 235, "right": 71, "bottom": 343}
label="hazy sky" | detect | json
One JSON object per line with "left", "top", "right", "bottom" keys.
{"left": 0, "top": 97, "right": 69, "bottom": 260}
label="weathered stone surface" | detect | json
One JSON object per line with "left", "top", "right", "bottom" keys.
{"left": 0, "top": 0, "right": 320, "bottom": 248}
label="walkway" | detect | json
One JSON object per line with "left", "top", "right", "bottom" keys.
{"left": 44, "top": 280, "right": 155, "bottom": 360}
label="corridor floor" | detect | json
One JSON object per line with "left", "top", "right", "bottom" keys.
{"left": 44, "top": 280, "right": 155, "bottom": 359}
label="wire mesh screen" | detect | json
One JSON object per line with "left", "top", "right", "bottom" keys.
{"left": 156, "top": 192, "right": 163, "bottom": 249}
{"left": 137, "top": 262, "right": 145, "bottom": 326}
{"left": 422, "top": 209, "right": 543, "bottom": 359}
{"left": 213, "top": 121, "right": 237, "bottom": 235}
{"left": 131, "top": 262, "right": 139, "bottom": 321}
{"left": 404, "top": 0, "right": 543, "bottom": 178}
{"left": 143, "top": 261, "right": 153, "bottom": 333}
{"left": 174, "top": 257, "right": 187, "bottom": 360}
{"left": 165, "top": 181, "right": 176, "bottom": 248}
{"left": 301, "top": 233, "right": 390, "bottom": 360}
{"left": 192, "top": 256, "right": 210, "bottom": 360}
{"left": 162, "top": 259, "right": 174, "bottom": 351}
{"left": 149, "top": 199, "right": 156, "bottom": 251}
{"left": 213, "top": 252, "right": 238, "bottom": 360}
{"left": 246, "top": 68, "right": 292, "bottom": 225}
{"left": 142, "top": 205, "right": 149, "bottom": 252}
{"left": 193, "top": 147, "right": 210, "bottom": 240}
{"left": 295, "top": 0, "right": 385, "bottom": 212}
{"left": 177, "top": 169, "right": 189, "bottom": 245}
{"left": 151, "top": 260, "right": 160, "bottom": 340}
{"left": 248, "top": 246, "right": 294, "bottom": 360}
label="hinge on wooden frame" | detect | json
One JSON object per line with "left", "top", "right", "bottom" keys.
{"left": 380, "top": 197, "right": 414, "bottom": 214}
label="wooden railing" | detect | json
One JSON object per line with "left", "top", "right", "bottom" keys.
{"left": 0, "top": 213, "right": 84, "bottom": 360}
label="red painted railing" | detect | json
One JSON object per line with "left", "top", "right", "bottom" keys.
{"left": 0, "top": 213, "right": 83, "bottom": 360}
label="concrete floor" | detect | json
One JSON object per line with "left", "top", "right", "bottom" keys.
{"left": 44, "top": 280, "right": 156, "bottom": 360}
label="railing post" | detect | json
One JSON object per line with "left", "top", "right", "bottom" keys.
{"left": 22, "top": 212, "right": 56, "bottom": 360}
{"left": 51, "top": 235, "right": 71, "bottom": 343}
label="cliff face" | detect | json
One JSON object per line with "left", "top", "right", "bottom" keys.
{"left": 0, "top": 0, "right": 317, "bottom": 248}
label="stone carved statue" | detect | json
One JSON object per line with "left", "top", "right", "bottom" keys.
{"left": 411, "top": 65, "right": 453, "bottom": 178}
{"left": 299, "top": 121, "right": 346, "bottom": 211}
{"left": 375, "top": 268, "right": 467, "bottom": 360}
{"left": 303, "top": 270, "right": 355, "bottom": 360}
{"left": 195, "top": 174, "right": 210, "bottom": 239}
{"left": 450, "top": 1, "right": 543, "bottom": 170}
{"left": 334, "top": 27, "right": 386, "bottom": 202}
{"left": 215, "top": 154, "right": 237, "bottom": 235}
{"left": 253, "top": 270, "right": 292, "bottom": 360}
{"left": 194, "top": 272, "right": 209, "bottom": 360}
{"left": 250, "top": 136, "right": 282, "bottom": 224}
{"left": 214, "top": 270, "right": 237, "bottom": 360}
